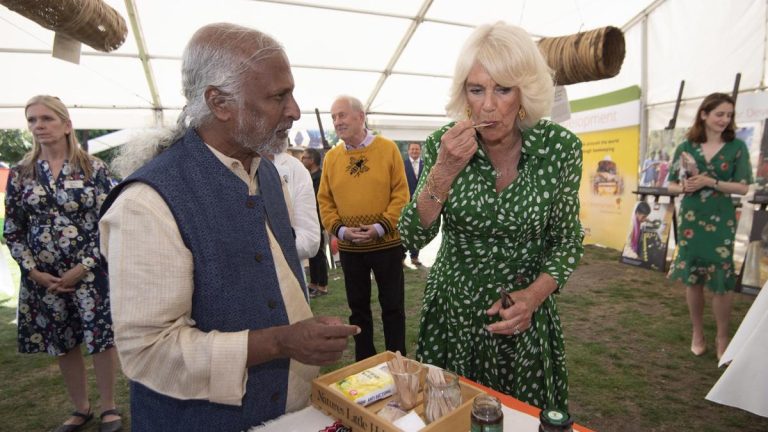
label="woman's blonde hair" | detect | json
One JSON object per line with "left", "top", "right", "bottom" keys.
{"left": 445, "top": 21, "right": 554, "bottom": 129}
{"left": 19, "top": 95, "right": 93, "bottom": 180}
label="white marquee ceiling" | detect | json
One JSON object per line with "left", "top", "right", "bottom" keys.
{"left": 1, "top": 0, "right": 766, "bottom": 142}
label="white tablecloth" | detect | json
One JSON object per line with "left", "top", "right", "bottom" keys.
{"left": 250, "top": 405, "right": 540, "bottom": 432}
{"left": 250, "top": 404, "right": 596, "bottom": 432}
{"left": 706, "top": 284, "right": 768, "bottom": 417}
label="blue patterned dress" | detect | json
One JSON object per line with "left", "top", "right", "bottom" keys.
{"left": 4, "top": 159, "right": 115, "bottom": 355}
{"left": 399, "top": 120, "right": 584, "bottom": 411}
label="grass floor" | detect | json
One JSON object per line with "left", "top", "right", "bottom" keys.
{"left": 1, "top": 245, "right": 767, "bottom": 431}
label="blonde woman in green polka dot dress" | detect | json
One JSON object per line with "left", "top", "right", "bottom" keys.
{"left": 666, "top": 93, "right": 752, "bottom": 361}
{"left": 398, "top": 22, "right": 584, "bottom": 412}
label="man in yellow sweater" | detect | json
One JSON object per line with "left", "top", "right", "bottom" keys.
{"left": 318, "top": 95, "right": 410, "bottom": 361}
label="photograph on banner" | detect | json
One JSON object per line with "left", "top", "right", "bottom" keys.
{"left": 289, "top": 128, "right": 333, "bottom": 148}
{"left": 739, "top": 208, "right": 768, "bottom": 293}
{"left": 620, "top": 198, "right": 674, "bottom": 271}
{"left": 733, "top": 200, "right": 753, "bottom": 288}
{"left": 0, "top": 163, "right": 8, "bottom": 238}
{"left": 736, "top": 121, "right": 761, "bottom": 176}
{"left": 749, "top": 119, "right": 768, "bottom": 196}
{"left": 577, "top": 125, "right": 639, "bottom": 250}
{"left": 0, "top": 164, "right": 11, "bottom": 296}
{"left": 639, "top": 128, "right": 686, "bottom": 193}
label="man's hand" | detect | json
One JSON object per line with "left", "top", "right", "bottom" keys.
{"left": 343, "top": 225, "right": 379, "bottom": 244}
{"left": 354, "top": 224, "right": 379, "bottom": 243}
{"left": 275, "top": 316, "right": 360, "bottom": 365}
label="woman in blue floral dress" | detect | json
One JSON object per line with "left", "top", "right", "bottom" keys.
{"left": 667, "top": 93, "right": 752, "bottom": 362}
{"left": 3, "top": 95, "right": 122, "bottom": 431}
{"left": 399, "top": 22, "right": 583, "bottom": 412}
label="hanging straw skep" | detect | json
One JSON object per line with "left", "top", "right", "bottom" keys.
{"left": 1, "top": 0, "right": 127, "bottom": 52}
{"left": 537, "top": 26, "right": 625, "bottom": 86}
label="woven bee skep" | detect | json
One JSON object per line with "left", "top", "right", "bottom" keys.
{"left": 1, "top": 0, "right": 127, "bottom": 52}
{"left": 537, "top": 26, "right": 625, "bottom": 86}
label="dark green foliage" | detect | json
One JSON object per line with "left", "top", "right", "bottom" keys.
{"left": 0, "top": 130, "right": 31, "bottom": 164}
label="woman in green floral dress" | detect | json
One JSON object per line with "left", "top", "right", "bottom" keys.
{"left": 667, "top": 93, "right": 752, "bottom": 361}
{"left": 398, "top": 22, "right": 583, "bottom": 412}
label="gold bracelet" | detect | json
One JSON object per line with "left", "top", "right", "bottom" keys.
{"left": 425, "top": 173, "right": 448, "bottom": 205}
{"left": 426, "top": 181, "right": 444, "bottom": 205}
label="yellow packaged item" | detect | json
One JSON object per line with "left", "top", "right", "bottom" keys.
{"left": 332, "top": 362, "right": 394, "bottom": 406}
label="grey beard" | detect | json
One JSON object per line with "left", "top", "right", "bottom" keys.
{"left": 260, "top": 135, "right": 289, "bottom": 155}
{"left": 235, "top": 114, "right": 289, "bottom": 156}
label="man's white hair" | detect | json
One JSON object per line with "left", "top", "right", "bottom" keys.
{"left": 110, "top": 128, "right": 176, "bottom": 178}
{"left": 111, "top": 23, "right": 284, "bottom": 177}
{"left": 183, "top": 23, "right": 282, "bottom": 130}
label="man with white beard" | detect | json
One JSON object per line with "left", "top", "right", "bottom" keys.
{"left": 98, "top": 23, "right": 358, "bottom": 432}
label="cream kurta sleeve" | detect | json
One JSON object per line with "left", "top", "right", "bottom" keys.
{"left": 99, "top": 183, "right": 250, "bottom": 406}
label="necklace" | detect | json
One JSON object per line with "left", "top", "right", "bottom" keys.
{"left": 479, "top": 135, "right": 522, "bottom": 180}
{"left": 479, "top": 141, "right": 502, "bottom": 179}
{"left": 492, "top": 164, "right": 503, "bottom": 179}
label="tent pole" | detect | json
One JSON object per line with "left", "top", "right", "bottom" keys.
{"left": 153, "top": 109, "right": 164, "bottom": 128}
{"left": 645, "top": 85, "right": 768, "bottom": 109}
{"left": 124, "top": 0, "right": 162, "bottom": 124}
{"left": 762, "top": 0, "right": 768, "bottom": 89}
{"left": 640, "top": 13, "right": 649, "bottom": 169}
{"left": 622, "top": 0, "right": 668, "bottom": 32}
{"left": 364, "top": 0, "right": 434, "bottom": 113}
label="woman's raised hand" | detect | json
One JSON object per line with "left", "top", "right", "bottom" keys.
{"left": 680, "top": 151, "right": 699, "bottom": 176}
{"left": 435, "top": 120, "right": 478, "bottom": 179}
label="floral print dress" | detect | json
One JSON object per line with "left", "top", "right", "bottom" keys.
{"left": 668, "top": 139, "right": 752, "bottom": 293}
{"left": 398, "top": 120, "right": 584, "bottom": 411}
{"left": 4, "top": 159, "right": 116, "bottom": 355}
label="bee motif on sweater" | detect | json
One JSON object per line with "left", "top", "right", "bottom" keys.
{"left": 346, "top": 156, "right": 370, "bottom": 177}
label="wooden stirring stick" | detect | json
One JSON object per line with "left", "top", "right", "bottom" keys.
{"left": 388, "top": 351, "right": 417, "bottom": 409}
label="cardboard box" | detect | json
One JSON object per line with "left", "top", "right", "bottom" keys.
{"left": 311, "top": 351, "right": 484, "bottom": 432}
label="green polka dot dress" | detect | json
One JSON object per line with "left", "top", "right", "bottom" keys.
{"left": 399, "top": 120, "right": 584, "bottom": 411}
{"left": 667, "top": 139, "right": 753, "bottom": 293}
